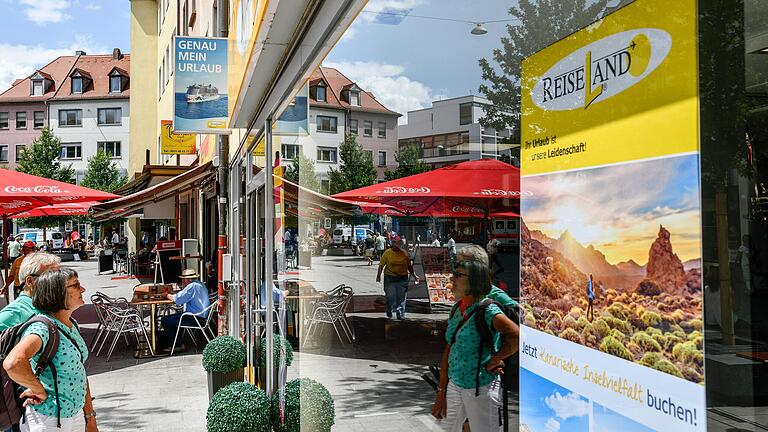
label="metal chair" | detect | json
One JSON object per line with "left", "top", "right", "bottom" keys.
{"left": 169, "top": 302, "right": 217, "bottom": 356}
{"left": 98, "top": 303, "right": 154, "bottom": 361}
{"left": 89, "top": 292, "right": 131, "bottom": 353}
{"left": 303, "top": 287, "right": 354, "bottom": 347}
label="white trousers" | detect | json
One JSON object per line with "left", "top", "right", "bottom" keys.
{"left": 20, "top": 407, "right": 85, "bottom": 432}
{"left": 435, "top": 379, "right": 502, "bottom": 432}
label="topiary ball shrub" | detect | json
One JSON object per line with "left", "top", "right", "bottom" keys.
{"left": 271, "top": 378, "right": 335, "bottom": 432}
{"left": 203, "top": 336, "right": 246, "bottom": 373}
{"left": 207, "top": 382, "right": 271, "bottom": 432}
{"left": 259, "top": 333, "right": 294, "bottom": 368}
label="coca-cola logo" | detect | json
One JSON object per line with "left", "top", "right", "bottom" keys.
{"left": 0, "top": 200, "right": 33, "bottom": 209}
{"left": 4, "top": 185, "right": 65, "bottom": 194}
{"left": 50, "top": 196, "right": 84, "bottom": 202}
{"left": 395, "top": 199, "right": 426, "bottom": 209}
{"left": 58, "top": 209, "right": 83, "bottom": 214}
{"left": 475, "top": 189, "right": 533, "bottom": 196}
{"left": 379, "top": 186, "right": 431, "bottom": 194}
{"left": 451, "top": 205, "right": 482, "bottom": 213}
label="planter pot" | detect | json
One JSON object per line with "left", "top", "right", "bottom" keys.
{"left": 207, "top": 368, "right": 245, "bottom": 401}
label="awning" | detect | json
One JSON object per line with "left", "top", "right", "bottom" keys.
{"left": 92, "top": 162, "right": 214, "bottom": 222}
{"left": 279, "top": 175, "right": 357, "bottom": 216}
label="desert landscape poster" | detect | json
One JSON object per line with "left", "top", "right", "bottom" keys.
{"left": 520, "top": 154, "right": 703, "bottom": 384}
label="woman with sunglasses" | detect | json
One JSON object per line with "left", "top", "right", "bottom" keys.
{"left": 432, "top": 259, "right": 519, "bottom": 431}
{"left": 3, "top": 268, "right": 98, "bottom": 432}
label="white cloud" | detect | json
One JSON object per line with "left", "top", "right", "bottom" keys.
{"left": 19, "top": 0, "right": 72, "bottom": 24}
{"left": 324, "top": 60, "right": 441, "bottom": 123}
{"left": 0, "top": 35, "right": 107, "bottom": 93}
{"left": 544, "top": 392, "right": 589, "bottom": 420}
{"left": 339, "top": 0, "right": 425, "bottom": 42}
{"left": 84, "top": 3, "right": 101, "bottom": 10}
{"left": 544, "top": 418, "right": 561, "bottom": 432}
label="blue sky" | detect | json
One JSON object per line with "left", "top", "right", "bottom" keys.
{"left": 0, "top": 0, "right": 129, "bottom": 92}
{"left": 520, "top": 368, "right": 590, "bottom": 432}
{"left": 593, "top": 403, "right": 655, "bottom": 432}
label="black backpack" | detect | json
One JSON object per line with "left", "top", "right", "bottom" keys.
{"left": 449, "top": 298, "right": 519, "bottom": 431}
{"left": 0, "top": 316, "right": 65, "bottom": 429}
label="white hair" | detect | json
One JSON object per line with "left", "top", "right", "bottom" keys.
{"left": 19, "top": 252, "right": 62, "bottom": 281}
{"left": 457, "top": 244, "right": 488, "bottom": 266}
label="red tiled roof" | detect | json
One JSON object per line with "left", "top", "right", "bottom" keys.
{"left": 0, "top": 52, "right": 130, "bottom": 103}
{"left": 309, "top": 66, "right": 399, "bottom": 116}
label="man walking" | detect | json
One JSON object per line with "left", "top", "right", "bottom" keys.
{"left": 376, "top": 236, "right": 419, "bottom": 320}
{"left": 111, "top": 229, "right": 120, "bottom": 247}
{"left": 7, "top": 236, "right": 20, "bottom": 265}
{"left": 487, "top": 233, "right": 504, "bottom": 275}
{"left": 446, "top": 233, "right": 456, "bottom": 269}
{"left": 3, "top": 241, "right": 36, "bottom": 300}
{"left": 374, "top": 232, "right": 386, "bottom": 259}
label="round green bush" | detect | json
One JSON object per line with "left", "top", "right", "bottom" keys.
{"left": 271, "top": 378, "right": 335, "bottom": 432}
{"left": 599, "top": 335, "right": 633, "bottom": 361}
{"left": 259, "top": 333, "right": 294, "bottom": 368}
{"left": 203, "top": 336, "right": 246, "bottom": 373}
{"left": 207, "top": 382, "right": 271, "bottom": 432}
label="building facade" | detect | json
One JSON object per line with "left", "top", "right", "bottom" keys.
{"left": 279, "top": 66, "right": 400, "bottom": 190}
{"left": 397, "top": 95, "right": 516, "bottom": 168}
{"left": 0, "top": 50, "right": 130, "bottom": 181}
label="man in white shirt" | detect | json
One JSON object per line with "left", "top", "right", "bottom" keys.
{"left": 7, "top": 236, "right": 21, "bottom": 264}
{"left": 487, "top": 233, "right": 504, "bottom": 274}
{"left": 430, "top": 234, "right": 441, "bottom": 247}
{"left": 446, "top": 233, "right": 456, "bottom": 268}
{"left": 111, "top": 230, "right": 120, "bottom": 246}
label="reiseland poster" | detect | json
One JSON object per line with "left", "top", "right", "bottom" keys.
{"left": 519, "top": 0, "right": 705, "bottom": 431}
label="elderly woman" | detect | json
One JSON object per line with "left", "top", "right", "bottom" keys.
{"left": 3, "top": 268, "right": 98, "bottom": 432}
{"left": 432, "top": 258, "right": 519, "bottom": 431}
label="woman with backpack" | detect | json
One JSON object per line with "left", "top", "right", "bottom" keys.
{"left": 432, "top": 258, "right": 519, "bottom": 431}
{"left": 3, "top": 268, "right": 98, "bottom": 432}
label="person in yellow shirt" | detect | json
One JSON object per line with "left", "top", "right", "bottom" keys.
{"left": 376, "top": 236, "right": 419, "bottom": 320}
{"left": 3, "top": 241, "right": 36, "bottom": 300}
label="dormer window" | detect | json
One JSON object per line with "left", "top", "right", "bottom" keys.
{"left": 108, "top": 67, "right": 129, "bottom": 93}
{"left": 69, "top": 69, "right": 92, "bottom": 95}
{"left": 316, "top": 84, "right": 326, "bottom": 102}
{"left": 72, "top": 77, "right": 83, "bottom": 94}
{"left": 31, "top": 80, "right": 43, "bottom": 96}
{"left": 349, "top": 90, "right": 360, "bottom": 106}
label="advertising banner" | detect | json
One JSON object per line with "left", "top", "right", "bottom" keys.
{"left": 273, "top": 84, "right": 309, "bottom": 136}
{"left": 519, "top": 0, "right": 704, "bottom": 431}
{"left": 173, "top": 36, "right": 229, "bottom": 133}
{"left": 160, "top": 120, "right": 196, "bottom": 155}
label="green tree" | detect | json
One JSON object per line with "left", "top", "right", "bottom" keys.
{"left": 328, "top": 134, "right": 377, "bottom": 194}
{"left": 384, "top": 143, "right": 430, "bottom": 181}
{"left": 284, "top": 152, "right": 320, "bottom": 192}
{"left": 81, "top": 150, "right": 127, "bottom": 193}
{"left": 15, "top": 128, "right": 75, "bottom": 230}
{"left": 478, "top": 0, "right": 609, "bottom": 141}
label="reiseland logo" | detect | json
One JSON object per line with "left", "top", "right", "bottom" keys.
{"left": 531, "top": 29, "right": 672, "bottom": 111}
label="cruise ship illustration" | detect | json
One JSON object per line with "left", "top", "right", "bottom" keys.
{"left": 186, "top": 84, "right": 220, "bottom": 103}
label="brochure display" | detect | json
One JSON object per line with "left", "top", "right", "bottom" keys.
{"left": 418, "top": 246, "right": 455, "bottom": 306}
{"left": 519, "top": 0, "right": 705, "bottom": 431}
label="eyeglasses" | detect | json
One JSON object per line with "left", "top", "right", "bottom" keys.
{"left": 451, "top": 271, "right": 469, "bottom": 279}
{"left": 66, "top": 281, "right": 82, "bottom": 290}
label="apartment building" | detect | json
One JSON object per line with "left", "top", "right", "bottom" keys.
{"left": 0, "top": 49, "right": 130, "bottom": 182}
{"left": 279, "top": 66, "right": 400, "bottom": 190}
{"left": 397, "top": 95, "right": 516, "bottom": 168}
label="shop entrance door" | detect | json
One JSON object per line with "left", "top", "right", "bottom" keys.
{"left": 244, "top": 171, "right": 265, "bottom": 383}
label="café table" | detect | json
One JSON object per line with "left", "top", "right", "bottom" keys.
{"left": 130, "top": 283, "right": 178, "bottom": 357}
{"left": 282, "top": 280, "right": 324, "bottom": 343}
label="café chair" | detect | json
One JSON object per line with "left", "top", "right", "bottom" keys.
{"left": 302, "top": 287, "right": 355, "bottom": 347}
{"left": 169, "top": 302, "right": 217, "bottom": 356}
{"left": 98, "top": 303, "right": 154, "bottom": 361}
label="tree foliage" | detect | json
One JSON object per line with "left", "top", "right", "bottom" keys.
{"left": 478, "top": 0, "right": 609, "bottom": 142}
{"left": 384, "top": 143, "right": 430, "bottom": 181}
{"left": 81, "top": 150, "right": 127, "bottom": 193}
{"left": 328, "top": 134, "right": 377, "bottom": 195}
{"left": 284, "top": 152, "right": 320, "bottom": 192}
{"left": 15, "top": 128, "right": 75, "bottom": 229}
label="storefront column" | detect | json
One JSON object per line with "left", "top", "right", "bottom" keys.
{"left": 264, "top": 118, "right": 275, "bottom": 396}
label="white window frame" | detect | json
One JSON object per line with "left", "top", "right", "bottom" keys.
{"left": 31, "top": 80, "right": 43, "bottom": 96}
{"left": 15, "top": 112, "right": 26, "bottom": 129}
{"left": 349, "top": 119, "right": 358, "bottom": 135}
{"left": 58, "top": 109, "right": 82, "bottom": 127}
{"left": 317, "top": 146, "right": 337, "bottom": 163}
{"left": 33, "top": 111, "right": 44, "bottom": 128}
{"left": 378, "top": 151, "right": 387, "bottom": 167}
{"left": 71, "top": 77, "right": 83, "bottom": 94}
{"left": 378, "top": 121, "right": 387, "bottom": 138}
{"left": 316, "top": 85, "right": 326, "bottom": 102}
{"left": 97, "top": 108, "right": 122, "bottom": 126}
{"left": 349, "top": 90, "right": 360, "bottom": 106}
{"left": 0, "top": 145, "right": 8, "bottom": 163}
{"left": 110, "top": 75, "right": 122, "bottom": 93}
{"left": 363, "top": 120, "right": 373, "bottom": 137}
{"left": 97, "top": 141, "right": 121, "bottom": 158}
{"left": 316, "top": 115, "right": 338, "bottom": 133}
{"left": 0, "top": 112, "right": 7, "bottom": 129}
{"left": 60, "top": 143, "right": 82, "bottom": 160}
{"left": 282, "top": 144, "right": 300, "bottom": 160}
{"left": 15, "top": 145, "right": 24, "bottom": 162}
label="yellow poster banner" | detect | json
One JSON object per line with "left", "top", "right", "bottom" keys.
{"left": 520, "top": 0, "right": 698, "bottom": 176}
{"left": 161, "top": 120, "right": 196, "bottom": 155}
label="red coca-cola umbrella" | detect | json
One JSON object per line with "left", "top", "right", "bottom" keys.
{"left": 9, "top": 201, "right": 98, "bottom": 218}
{"left": 333, "top": 159, "right": 522, "bottom": 216}
{"left": 0, "top": 169, "right": 118, "bottom": 216}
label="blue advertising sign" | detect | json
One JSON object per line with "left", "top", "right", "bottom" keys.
{"left": 173, "top": 36, "right": 229, "bottom": 133}
{"left": 273, "top": 84, "right": 308, "bottom": 136}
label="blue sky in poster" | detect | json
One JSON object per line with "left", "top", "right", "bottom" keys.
{"left": 593, "top": 402, "right": 655, "bottom": 432}
{"left": 174, "top": 37, "right": 228, "bottom": 93}
{"left": 520, "top": 368, "right": 589, "bottom": 432}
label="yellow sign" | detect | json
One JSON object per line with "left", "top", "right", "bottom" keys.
{"left": 229, "top": 0, "right": 269, "bottom": 116}
{"left": 520, "top": 0, "right": 698, "bottom": 176}
{"left": 161, "top": 120, "right": 196, "bottom": 155}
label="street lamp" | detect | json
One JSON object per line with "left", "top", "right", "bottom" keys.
{"left": 471, "top": 23, "right": 488, "bottom": 35}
